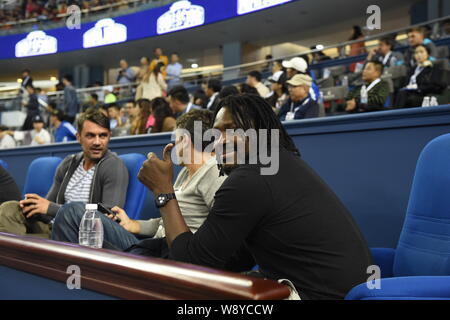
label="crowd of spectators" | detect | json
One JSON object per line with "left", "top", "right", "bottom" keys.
{"left": 1, "top": 24, "right": 449, "bottom": 149}
{"left": 0, "top": 0, "right": 145, "bottom": 28}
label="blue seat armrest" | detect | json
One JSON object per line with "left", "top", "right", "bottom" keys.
{"left": 345, "top": 276, "right": 450, "bottom": 300}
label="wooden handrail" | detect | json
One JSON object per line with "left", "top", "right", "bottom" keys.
{"left": 0, "top": 232, "right": 290, "bottom": 300}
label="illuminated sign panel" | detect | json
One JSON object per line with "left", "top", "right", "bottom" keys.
{"left": 237, "top": 0, "right": 292, "bottom": 15}
{"left": 15, "top": 30, "right": 58, "bottom": 58}
{"left": 83, "top": 18, "right": 127, "bottom": 48}
{"left": 157, "top": 1, "right": 205, "bottom": 35}
{"left": 1, "top": 0, "right": 297, "bottom": 60}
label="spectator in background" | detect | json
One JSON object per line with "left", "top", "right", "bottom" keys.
{"left": 62, "top": 74, "right": 79, "bottom": 124}
{"left": 219, "top": 85, "right": 239, "bottom": 100}
{"left": 278, "top": 74, "right": 319, "bottom": 121}
{"left": 137, "top": 57, "right": 150, "bottom": 82}
{"left": 266, "top": 71, "right": 288, "bottom": 113}
{"left": 348, "top": 26, "right": 366, "bottom": 73}
{"left": 107, "top": 104, "right": 125, "bottom": 130}
{"left": 395, "top": 45, "right": 447, "bottom": 108}
{"left": 131, "top": 99, "right": 152, "bottom": 135}
{"left": 149, "top": 97, "right": 176, "bottom": 133}
{"left": 22, "top": 85, "right": 40, "bottom": 131}
{"left": 238, "top": 83, "right": 259, "bottom": 95}
{"left": 404, "top": 27, "right": 438, "bottom": 69}
{"left": 0, "top": 126, "right": 16, "bottom": 149}
{"left": 20, "top": 69, "right": 33, "bottom": 106}
{"left": 30, "top": 115, "right": 51, "bottom": 146}
{"left": 345, "top": 61, "right": 390, "bottom": 113}
{"left": 367, "top": 37, "right": 404, "bottom": 68}
{"left": 51, "top": 109, "right": 77, "bottom": 143}
{"left": 271, "top": 59, "right": 285, "bottom": 74}
{"left": 205, "top": 79, "right": 222, "bottom": 112}
{"left": 117, "top": 59, "right": 136, "bottom": 85}
{"left": 135, "top": 62, "right": 167, "bottom": 101}
{"left": 282, "top": 57, "right": 322, "bottom": 103}
{"left": 247, "top": 71, "right": 270, "bottom": 98}
{"left": 82, "top": 93, "right": 101, "bottom": 112}
{"left": 150, "top": 48, "right": 169, "bottom": 72}
{"left": 35, "top": 87, "right": 48, "bottom": 107}
{"left": 104, "top": 86, "right": 117, "bottom": 104}
{"left": 166, "top": 53, "right": 183, "bottom": 90}
{"left": 193, "top": 89, "right": 208, "bottom": 109}
{"left": 168, "top": 86, "right": 200, "bottom": 118}
{"left": 124, "top": 100, "right": 139, "bottom": 128}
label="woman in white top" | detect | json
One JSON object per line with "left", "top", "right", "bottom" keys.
{"left": 135, "top": 62, "right": 167, "bottom": 101}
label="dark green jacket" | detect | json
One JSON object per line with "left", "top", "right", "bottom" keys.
{"left": 346, "top": 79, "right": 390, "bottom": 112}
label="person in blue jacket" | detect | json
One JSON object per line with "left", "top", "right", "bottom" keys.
{"left": 50, "top": 109, "right": 77, "bottom": 143}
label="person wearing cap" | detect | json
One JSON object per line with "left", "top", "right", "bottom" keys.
{"left": 30, "top": 115, "right": 52, "bottom": 146}
{"left": 282, "top": 57, "right": 322, "bottom": 103}
{"left": 246, "top": 71, "right": 270, "bottom": 98}
{"left": 278, "top": 74, "right": 319, "bottom": 121}
{"left": 265, "top": 70, "right": 289, "bottom": 112}
{"left": 50, "top": 109, "right": 77, "bottom": 143}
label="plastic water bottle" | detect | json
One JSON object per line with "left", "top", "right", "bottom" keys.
{"left": 360, "top": 86, "right": 368, "bottom": 104}
{"left": 422, "top": 96, "right": 430, "bottom": 107}
{"left": 342, "top": 75, "right": 349, "bottom": 87}
{"left": 79, "top": 204, "right": 103, "bottom": 248}
{"left": 429, "top": 96, "right": 438, "bottom": 106}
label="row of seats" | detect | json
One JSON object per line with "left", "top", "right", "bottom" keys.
{"left": 0, "top": 153, "right": 147, "bottom": 220}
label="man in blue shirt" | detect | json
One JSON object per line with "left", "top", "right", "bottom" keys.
{"left": 62, "top": 75, "right": 80, "bottom": 124}
{"left": 278, "top": 74, "right": 319, "bottom": 121}
{"left": 166, "top": 53, "right": 183, "bottom": 90}
{"left": 50, "top": 109, "right": 77, "bottom": 143}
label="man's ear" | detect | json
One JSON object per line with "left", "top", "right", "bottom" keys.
{"left": 76, "top": 132, "right": 80, "bottom": 143}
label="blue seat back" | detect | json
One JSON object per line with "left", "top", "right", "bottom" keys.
{"left": 23, "top": 157, "right": 62, "bottom": 198}
{"left": 119, "top": 153, "right": 147, "bottom": 219}
{"left": 394, "top": 133, "right": 450, "bottom": 276}
{"left": 0, "top": 159, "right": 8, "bottom": 170}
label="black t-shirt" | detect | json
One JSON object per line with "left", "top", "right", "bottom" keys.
{"left": 169, "top": 147, "right": 372, "bottom": 300}
{"left": 0, "top": 166, "right": 21, "bottom": 205}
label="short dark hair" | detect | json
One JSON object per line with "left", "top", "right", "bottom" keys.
{"left": 379, "top": 37, "right": 394, "bottom": 49}
{"left": 51, "top": 109, "right": 65, "bottom": 122}
{"left": 367, "top": 60, "right": 384, "bottom": 75}
{"left": 63, "top": 74, "right": 73, "bottom": 83}
{"left": 0, "top": 125, "right": 9, "bottom": 132}
{"left": 207, "top": 79, "right": 222, "bottom": 93}
{"left": 169, "top": 85, "right": 190, "bottom": 104}
{"left": 90, "top": 93, "right": 98, "bottom": 100}
{"left": 107, "top": 103, "right": 120, "bottom": 111}
{"left": 176, "top": 109, "right": 214, "bottom": 152}
{"left": 415, "top": 44, "right": 431, "bottom": 55}
{"left": 239, "top": 83, "right": 259, "bottom": 95}
{"left": 248, "top": 71, "right": 262, "bottom": 82}
{"left": 409, "top": 27, "right": 425, "bottom": 35}
{"left": 22, "top": 69, "right": 30, "bottom": 74}
{"left": 219, "top": 85, "right": 239, "bottom": 99}
{"left": 77, "top": 108, "right": 110, "bottom": 133}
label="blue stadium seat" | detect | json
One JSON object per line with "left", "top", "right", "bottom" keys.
{"left": 23, "top": 157, "right": 62, "bottom": 198}
{"left": 0, "top": 159, "right": 8, "bottom": 169}
{"left": 119, "top": 153, "right": 147, "bottom": 220}
{"left": 346, "top": 133, "right": 450, "bottom": 300}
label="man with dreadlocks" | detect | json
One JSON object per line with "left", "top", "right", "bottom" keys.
{"left": 140, "top": 94, "right": 372, "bottom": 299}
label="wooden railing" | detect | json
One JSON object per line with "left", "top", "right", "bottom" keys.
{"left": 0, "top": 232, "right": 290, "bottom": 300}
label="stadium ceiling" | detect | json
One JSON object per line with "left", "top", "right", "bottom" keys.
{"left": 1, "top": 0, "right": 412, "bottom": 75}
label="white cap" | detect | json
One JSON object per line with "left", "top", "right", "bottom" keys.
{"left": 282, "top": 57, "right": 308, "bottom": 73}
{"left": 85, "top": 203, "right": 98, "bottom": 210}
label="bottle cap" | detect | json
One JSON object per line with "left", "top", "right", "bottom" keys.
{"left": 85, "top": 203, "right": 98, "bottom": 210}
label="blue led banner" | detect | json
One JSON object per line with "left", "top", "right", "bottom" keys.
{"left": 0, "top": 0, "right": 294, "bottom": 60}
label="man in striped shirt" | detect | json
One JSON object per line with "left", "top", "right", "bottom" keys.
{"left": 0, "top": 109, "right": 129, "bottom": 238}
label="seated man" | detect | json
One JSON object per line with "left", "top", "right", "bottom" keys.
{"left": 52, "top": 109, "right": 226, "bottom": 253}
{"left": 345, "top": 61, "right": 390, "bottom": 113}
{"left": 278, "top": 74, "right": 319, "bottom": 121}
{"left": 51, "top": 109, "right": 77, "bottom": 143}
{"left": 133, "top": 94, "right": 372, "bottom": 300}
{"left": 367, "top": 37, "right": 404, "bottom": 68}
{"left": 0, "top": 109, "right": 129, "bottom": 238}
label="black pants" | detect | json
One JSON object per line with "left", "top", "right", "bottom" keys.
{"left": 394, "top": 89, "right": 424, "bottom": 108}
{"left": 125, "top": 237, "right": 170, "bottom": 259}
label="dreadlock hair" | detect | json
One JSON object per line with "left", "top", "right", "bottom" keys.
{"left": 214, "top": 93, "right": 300, "bottom": 157}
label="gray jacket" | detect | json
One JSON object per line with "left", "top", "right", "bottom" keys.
{"left": 46, "top": 150, "right": 129, "bottom": 217}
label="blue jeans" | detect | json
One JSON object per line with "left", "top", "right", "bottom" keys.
{"left": 51, "top": 202, "right": 139, "bottom": 251}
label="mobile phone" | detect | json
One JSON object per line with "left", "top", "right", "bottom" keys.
{"left": 98, "top": 203, "right": 121, "bottom": 223}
